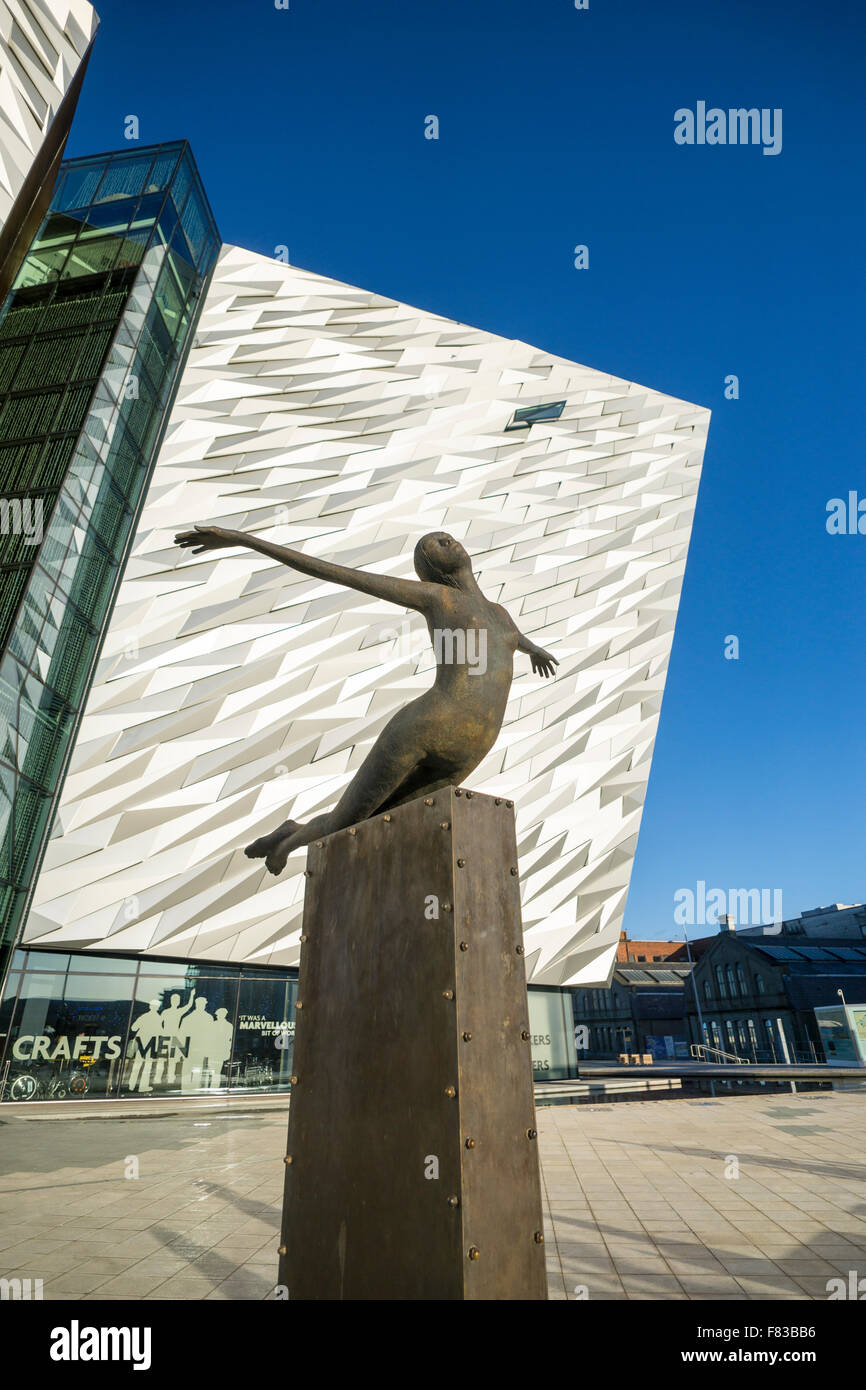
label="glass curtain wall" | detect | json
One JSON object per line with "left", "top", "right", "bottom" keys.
{"left": 0, "top": 143, "right": 220, "bottom": 985}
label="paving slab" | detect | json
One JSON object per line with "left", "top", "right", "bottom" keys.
{"left": 0, "top": 1091, "right": 862, "bottom": 1300}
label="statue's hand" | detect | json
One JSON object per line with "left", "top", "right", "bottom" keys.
{"left": 174, "top": 524, "right": 241, "bottom": 554}
{"left": 529, "top": 645, "right": 558, "bottom": 679}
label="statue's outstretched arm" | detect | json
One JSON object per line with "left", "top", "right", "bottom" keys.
{"left": 175, "top": 525, "right": 434, "bottom": 612}
{"left": 516, "top": 631, "right": 559, "bottom": 679}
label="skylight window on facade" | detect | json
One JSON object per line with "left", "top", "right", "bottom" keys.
{"left": 505, "top": 400, "right": 566, "bottom": 431}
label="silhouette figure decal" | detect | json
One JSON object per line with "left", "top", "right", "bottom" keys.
{"left": 127, "top": 992, "right": 234, "bottom": 1093}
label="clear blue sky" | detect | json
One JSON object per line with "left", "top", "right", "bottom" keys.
{"left": 66, "top": 0, "right": 865, "bottom": 940}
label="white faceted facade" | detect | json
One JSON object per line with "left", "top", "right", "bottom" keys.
{"left": 0, "top": 0, "right": 97, "bottom": 231}
{"left": 24, "top": 245, "right": 709, "bottom": 986}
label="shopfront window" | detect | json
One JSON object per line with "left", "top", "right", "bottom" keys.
{"left": 122, "top": 975, "right": 239, "bottom": 1098}
{"left": 2, "top": 967, "right": 135, "bottom": 1100}
{"left": 233, "top": 975, "right": 297, "bottom": 1091}
{"left": 527, "top": 987, "right": 577, "bottom": 1081}
{"left": 0, "top": 951, "right": 297, "bottom": 1102}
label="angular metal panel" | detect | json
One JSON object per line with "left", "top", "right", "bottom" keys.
{"left": 279, "top": 788, "right": 546, "bottom": 1301}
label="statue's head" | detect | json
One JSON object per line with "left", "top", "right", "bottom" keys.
{"left": 413, "top": 533, "right": 470, "bottom": 587}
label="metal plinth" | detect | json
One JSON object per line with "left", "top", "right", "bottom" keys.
{"left": 278, "top": 787, "right": 547, "bottom": 1301}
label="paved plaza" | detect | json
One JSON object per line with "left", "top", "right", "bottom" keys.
{"left": 0, "top": 1091, "right": 863, "bottom": 1300}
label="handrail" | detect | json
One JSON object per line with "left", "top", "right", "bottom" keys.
{"left": 690, "top": 1043, "right": 750, "bottom": 1065}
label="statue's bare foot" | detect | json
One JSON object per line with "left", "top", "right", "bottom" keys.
{"left": 245, "top": 821, "right": 300, "bottom": 876}
{"left": 265, "top": 831, "right": 297, "bottom": 876}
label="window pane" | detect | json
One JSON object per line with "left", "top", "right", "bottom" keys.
{"left": 55, "top": 165, "right": 103, "bottom": 212}
{"left": 13, "top": 243, "right": 71, "bottom": 290}
{"left": 75, "top": 198, "right": 138, "bottom": 234}
{"left": 169, "top": 159, "right": 192, "bottom": 217}
{"left": 67, "top": 955, "right": 138, "bottom": 974}
{"left": 121, "top": 977, "right": 238, "bottom": 1097}
{"left": 146, "top": 149, "right": 183, "bottom": 194}
{"left": 64, "top": 236, "right": 122, "bottom": 278}
{"left": 2, "top": 968, "right": 133, "bottom": 1100}
{"left": 19, "top": 950, "right": 68, "bottom": 971}
{"left": 527, "top": 988, "right": 577, "bottom": 1080}
{"left": 137, "top": 960, "right": 196, "bottom": 977}
{"left": 38, "top": 213, "right": 80, "bottom": 246}
{"left": 232, "top": 976, "right": 297, "bottom": 1091}
{"left": 138, "top": 960, "right": 238, "bottom": 980}
{"left": 93, "top": 155, "right": 156, "bottom": 205}
{"left": 178, "top": 184, "right": 208, "bottom": 261}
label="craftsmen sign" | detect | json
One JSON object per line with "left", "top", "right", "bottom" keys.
{"left": 12, "top": 1033, "right": 124, "bottom": 1061}
{"left": 12, "top": 1017, "right": 294, "bottom": 1061}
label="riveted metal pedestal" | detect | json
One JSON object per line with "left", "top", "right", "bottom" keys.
{"left": 278, "top": 787, "right": 547, "bottom": 1301}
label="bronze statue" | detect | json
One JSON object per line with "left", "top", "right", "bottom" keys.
{"left": 174, "top": 527, "right": 558, "bottom": 873}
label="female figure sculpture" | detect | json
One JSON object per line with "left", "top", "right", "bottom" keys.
{"left": 174, "top": 526, "right": 557, "bottom": 874}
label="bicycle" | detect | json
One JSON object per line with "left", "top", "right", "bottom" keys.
{"left": 4, "top": 1067, "right": 89, "bottom": 1101}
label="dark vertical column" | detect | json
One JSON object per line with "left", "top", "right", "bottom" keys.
{"left": 278, "top": 787, "right": 547, "bottom": 1301}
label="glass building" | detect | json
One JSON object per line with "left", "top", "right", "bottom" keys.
{"left": 0, "top": 142, "right": 219, "bottom": 988}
